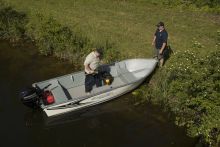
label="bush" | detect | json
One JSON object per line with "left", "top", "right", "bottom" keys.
{"left": 26, "top": 13, "right": 90, "bottom": 61}
{"left": 0, "top": 1, "right": 27, "bottom": 41}
{"left": 166, "top": 48, "right": 220, "bottom": 145}
{"left": 148, "top": 37, "right": 220, "bottom": 145}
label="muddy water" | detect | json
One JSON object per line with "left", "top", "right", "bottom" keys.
{"left": 0, "top": 40, "right": 197, "bottom": 147}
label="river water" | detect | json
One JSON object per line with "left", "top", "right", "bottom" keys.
{"left": 0, "top": 40, "right": 197, "bottom": 147}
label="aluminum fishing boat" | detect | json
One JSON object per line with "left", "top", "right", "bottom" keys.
{"left": 20, "top": 59, "right": 157, "bottom": 117}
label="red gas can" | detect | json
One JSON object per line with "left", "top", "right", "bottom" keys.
{"left": 43, "top": 90, "right": 55, "bottom": 105}
{"left": 46, "top": 95, "right": 55, "bottom": 104}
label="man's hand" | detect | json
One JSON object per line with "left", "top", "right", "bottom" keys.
{"left": 152, "top": 41, "right": 155, "bottom": 46}
{"left": 88, "top": 70, "right": 94, "bottom": 74}
{"left": 152, "top": 36, "right": 156, "bottom": 46}
{"left": 159, "top": 49, "right": 163, "bottom": 54}
{"left": 160, "top": 43, "right": 166, "bottom": 54}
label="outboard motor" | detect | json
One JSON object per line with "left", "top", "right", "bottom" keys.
{"left": 20, "top": 87, "right": 40, "bottom": 108}
{"left": 20, "top": 83, "right": 53, "bottom": 108}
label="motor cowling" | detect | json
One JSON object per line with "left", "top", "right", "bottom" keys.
{"left": 20, "top": 87, "right": 40, "bottom": 108}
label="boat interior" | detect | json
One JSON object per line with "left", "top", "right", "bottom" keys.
{"left": 35, "top": 62, "right": 139, "bottom": 107}
{"left": 34, "top": 59, "right": 156, "bottom": 107}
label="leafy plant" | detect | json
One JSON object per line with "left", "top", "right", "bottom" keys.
{"left": 0, "top": 3, "right": 27, "bottom": 41}
{"left": 151, "top": 49, "right": 219, "bottom": 145}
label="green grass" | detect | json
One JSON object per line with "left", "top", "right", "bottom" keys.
{"left": 1, "top": 0, "right": 220, "bottom": 146}
{"left": 3, "top": 0, "right": 220, "bottom": 58}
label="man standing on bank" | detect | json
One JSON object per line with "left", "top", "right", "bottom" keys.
{"left": 84, "top": 48, "right": 102, "bottom": 94}
{"left": 152, "top": 21, "right": 168, "bottom": 67}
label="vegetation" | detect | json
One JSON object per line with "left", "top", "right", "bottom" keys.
{"left": 0, "top": 0, "right": 121, "bottom": 65}
{"left": 0, "top": 1, "right": 27, "bottom": 42}
{"left": 133, "top": 32, "right": 220, "bottom": 146}
{"left": 2, "top": 0, "right": 219, "bottom": 57}
{"left": 149, "top": 0, "right": 220, "bottom": 13}
{"left": 0, "top": 0, "right": 219, "bottom": 146}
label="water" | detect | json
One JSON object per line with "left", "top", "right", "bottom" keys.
{"left": 0, "top": 40, "right": 197, "bottom": 147}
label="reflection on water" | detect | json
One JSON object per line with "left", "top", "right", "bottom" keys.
{"left": 0, "top": 40, "right": 197, "bottom": 147}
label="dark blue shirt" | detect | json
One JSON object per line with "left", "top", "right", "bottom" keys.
{"left": 154, "top": 29, "right": 168, "bottom": 49}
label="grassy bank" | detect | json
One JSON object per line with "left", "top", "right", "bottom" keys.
{"left": 0, "top": 0, "right": 220, "bottom": 146}
{"left": 1, "top": 0, "right": 220, "bottom": 57}
{"left": 133, "top": 44, "right": 220, "bottom": 146}
{"left": 0, "top": 0, "right": 121, "bottom": 65}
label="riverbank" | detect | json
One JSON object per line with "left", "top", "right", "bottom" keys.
{"left": 0, "top": 40, "right": 198, "bottom": 147}
{"left": 0, "top": 0, "right": 219, "bottom": 146}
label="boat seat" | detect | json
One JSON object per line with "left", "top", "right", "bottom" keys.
{"left": 119, "top": 72, "right": 137, "bottom": 83}
{"left": 58, "top": 75, "right": 75, "bottom": 89}
{"left": 58, "top": 72, "right": 85, "bottom": 89}
{"left": 115, "top": 62, "right": 129, "bottom": 76}
{"left": 71, "top": 72, "right": 85, "bottom": 87}
{"left": 109, "top": 66, "right": 117, "bottom": 77}
{"left": 47, "top": 79, "right": 72, "bottom": 102}
{"left": 115, "top": 62, "right": 137, "bottom": 83}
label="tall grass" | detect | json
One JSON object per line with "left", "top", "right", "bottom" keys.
{"left": 2, "top": 0, "right": 219, "bottom": 58}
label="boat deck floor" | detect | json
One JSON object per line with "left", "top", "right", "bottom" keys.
{"left": 35, "top": 64, "right": 138, "bottom": 107}
{"left": 67, "top": 76, "right": 125, "bottom": 99}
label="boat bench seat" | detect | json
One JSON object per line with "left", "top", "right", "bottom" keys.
{"left": 46, "top": 79, "right": 72, "bottom": 103}
{"left": 58, "top": 72, "right": 85, "bottom": 89}
{"left": 115, "top": 62, "right": 137, "bottom": 83}
{"left": 115, "top": 62, "right": 128, "bottom": 75}
{"left": 58, "top": 75, "right": 74, "bottom": 89}
{"left": 119, "top": 72, "right": 137, "bottom": 83}
{"left": 51, "top": 85, "right": 71, "bottom": 103}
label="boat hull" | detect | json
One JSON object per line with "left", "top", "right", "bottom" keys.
{"left": 44, "top": 80, "right": 143, "bottom": 117}
{"left": 21, "top": 58, "right": 157, "bottom": 117}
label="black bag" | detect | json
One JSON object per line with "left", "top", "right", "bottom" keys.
{"left": 102, "top": 72, "right": 114, "bottom": 85}
{"left": 164, "top": 45, "right": 173, "bottom": 59}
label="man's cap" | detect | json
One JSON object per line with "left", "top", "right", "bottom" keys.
{"left": 96, "top": 48, "right": 103, "bottom": 54}
{"left": 156, "top": 22, "right": 165, "bottom": 27}
{"left": 95, "top": 48, "right": 103, "bottom": 58}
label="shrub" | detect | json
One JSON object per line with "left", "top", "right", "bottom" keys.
{"left": 26, "top": 13, "right": 90, "bottom": 60}
{"left": 152, "top": 48, "right": 220, "bottom": 145}
{"left": 166, "top": 48, "right": 220, "bottom": 145}
{"left": 0, "top": 2, "right": 27, "bottom": 41}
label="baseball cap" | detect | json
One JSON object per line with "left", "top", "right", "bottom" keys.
{"left": 156, "top": 22, "right": 165, "bottom": 27}
{"left": 95, "top": 48, "right": 103, "bottom": 58}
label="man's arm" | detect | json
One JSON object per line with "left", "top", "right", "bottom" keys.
{"left": 85, "top": 64, "right": 94, "bottom": 74}
{"left": 159, "top": 32, "right": 168, "bottom": 54}
{"left": 152, "top": 35, "right": 156, "bottom": 46}
{"left": 159, "top": 42, "right": 166, "bottom": 54}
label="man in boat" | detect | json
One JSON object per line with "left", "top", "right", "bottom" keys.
{"left": 84, "top": 48, "right": 102, "bottom": 94}
{"left": 152, "top": 21, "right": 169, "bottom": 67}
